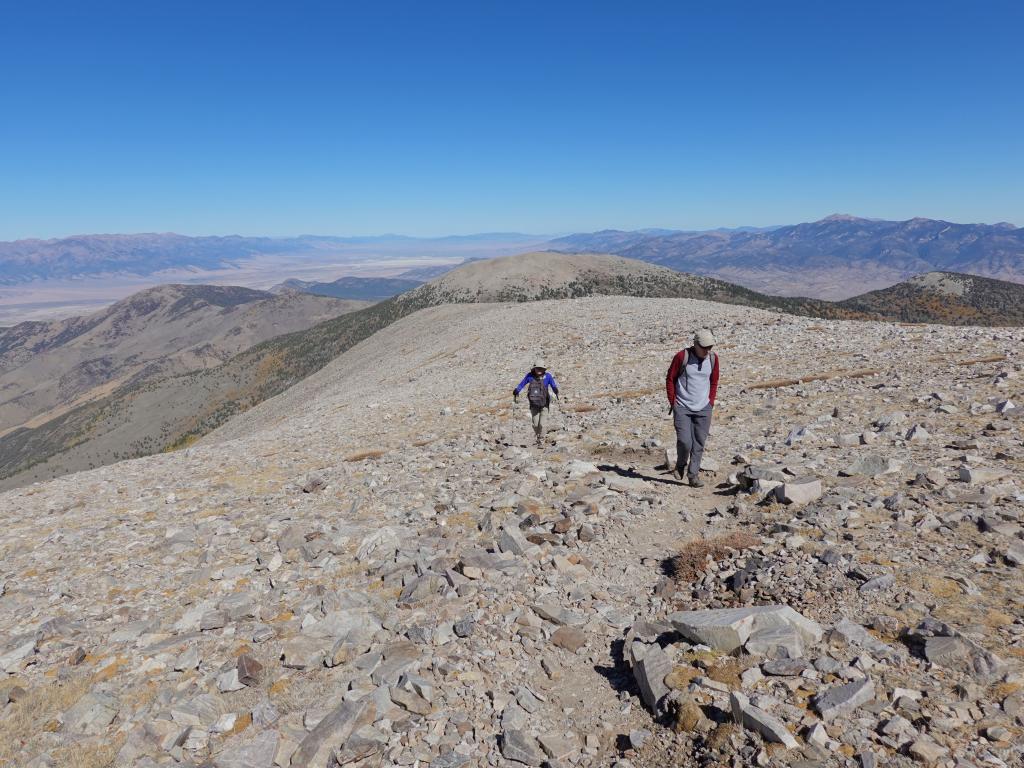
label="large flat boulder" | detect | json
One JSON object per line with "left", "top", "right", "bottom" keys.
{"left": 669, "top": 605, "right": 823, "bottom": 653}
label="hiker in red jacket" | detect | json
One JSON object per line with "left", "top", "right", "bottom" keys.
{"left": 665, "top": 329, "right": 720, "bottom": 486}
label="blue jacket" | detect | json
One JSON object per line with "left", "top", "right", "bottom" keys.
{"left": 514, "top": 372, "right": 559, "bottom": 400}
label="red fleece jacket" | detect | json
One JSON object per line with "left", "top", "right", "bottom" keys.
{"left": 666, "top": 348, "right": 720, "bottom": 408}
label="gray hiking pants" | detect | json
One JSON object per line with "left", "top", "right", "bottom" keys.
{"left": 530, "top": 404, "right": 547, "bottom": 439}
{"left": 673, "top": 403, "right": 712, "bottom": 479}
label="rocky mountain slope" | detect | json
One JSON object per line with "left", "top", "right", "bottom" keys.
{"left": 0, "top": 253, "right": 857, "bottom": 491}
{"left": 0, "top": 294, "right": 1021, "bottom": 768}
{"left": 402, "top": 252, "right": 851, "bottom": 318}
{"left": 837, "top": 271, "right": 1024, "bottom": 326}
{"left": 0, "top": 285, "right": 367, "bottom": 437}
{"left": 270, "top": 277, "right": 423, "bottom": 302}
{"left": 550, "top": 215, "right": 1024, "bottom": 299}
{"left": 7, "top": 252, "right": 1024, "bottom": 493}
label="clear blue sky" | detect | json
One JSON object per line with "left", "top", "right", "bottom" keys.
{"left": 1, "top": 0, "right": 1021, "bottom": 239}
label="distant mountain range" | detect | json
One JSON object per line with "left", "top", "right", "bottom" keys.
{"left": 5, "top": 251, "right": 1024, "bottom": 491}
{"left": 0, "top": 233, "right": 544, "bottom": 285}
{"left": 6, "top": 216, "right": 1023, "bottom": 304}
{"left": 0, "top": 234, "right": 300, "bottom": 283}
{"left": 549, "top": 214, "right": 1024, "bottom": 299}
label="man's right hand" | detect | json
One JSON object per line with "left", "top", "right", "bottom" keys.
{"left": 513, "top": 391, "right": 519, "bottom": 402}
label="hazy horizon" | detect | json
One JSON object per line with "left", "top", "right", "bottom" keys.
{"left": 2, "top": 211, "right": 1021, "bottom": 244}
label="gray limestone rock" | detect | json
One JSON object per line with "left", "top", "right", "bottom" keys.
{"left": 840, "top": 454, "right": 902, "bottom": 478}
{"left": 830, "top": 619, "right": 895, "bottom": 656}
{"left": 217, "top": 667, "right": 245, "bottom": 693}
{"left": 62, "top": 691, "right": 119, "bottom": 735}
{"left": 498, "top": 524, "right": 533, "bottom": 556}
{"left": 775, "top": 477, "right": 823, "bottom": 506}
{"left": 633, "top": 643, "right": 672, "bottom": 712}
{"left": 291, "top": 697, "right": 376, "bottom": 768}
{"left": 1004, "top": 541, "right": 1024, "bottom": 566}
{"left": 397, "top": 573, "right": 448, "bottom": 607}
{"left": 0, "top": 639, "right": 36, "bottom": 673}
{"left": 924, "top": 635, "right": 970, "bottom": 666}
{"left": 538, "top": 732, "right": 578, "bottom": 760}
{"left": 500, "top": 729, "right": 547, "bottom": 766}
{"left": 762, "top": 658, "right": 809, "bottom": 676}
{"left": 744, "top": 625, "right": 804, "bottom": 659}
{"left": 669, "top": 605, "right": 823, "bottom": 652}
{"left": 533, "top": 603, "right": 585, "bottom": 626}
{"left": 812, "top": 677, "right": 875, "bottom": 721}
{"left": 908, "top": 737, "right": 949, "bottom": 764}
{"left": 214, "top": 730, "right": 280, "bottom": 768}
{"left": 730, "top": 691, "right": 799, "bottom": 749}
{"left": 858, "top": 573, "right": 895, "bottom": 592}
{"left": 959, "top": 465, "right": 1009, "bottom": 485}
{"left": 200, "top": 609, "right": 228, "bottom": 631}
{"left": 281, "top": 635, "right": 326, "bottom": 669}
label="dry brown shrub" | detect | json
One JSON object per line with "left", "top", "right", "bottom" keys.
{"left": 744, "top": 368, "right": 876, "bottom": 391}
{"left": 666, "top": 532, "right": 760, "bottom": 582}
{"left": 956, "top": 354, "right": 1006, "bottom": 365}
{"left": 0, "top": 677, "right": 91, "bottom": 766}
{"left": 473, "top": 404, "right": 506, "bottom": 415}
{"left": 705, "top": 657, "right": 745, "bottom": 688}
{"left": 50, "top": 735, "right": 126, "bottom": 768}
{"left": 344, "top": 449, "right": 386, "bottom": 462}
{"left": 568, "top": 404, "right": 598, "bottom": 413}
{"left": 705, "top": 723, "right": 738, "bottom": 750}
{"left": 591, "top": 387, "right": 656, "bottom": 400}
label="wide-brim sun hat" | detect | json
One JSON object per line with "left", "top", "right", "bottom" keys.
{"left": 695, "top": 329, "right": 716, "bottom": 347}
{"left": 533, "top": 360, "right": 547, "bottom": 370}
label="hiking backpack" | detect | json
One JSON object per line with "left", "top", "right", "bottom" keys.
{"left": 680, "top": 348, "right": 717, "bottom": 375}
{"left": 527, "top": 375, "right": 549, "bottom": 408}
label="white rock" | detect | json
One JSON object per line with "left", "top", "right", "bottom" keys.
{"left": 958, "top": 465, "right": 1008, "bottom": 484}
{"left": 775, "top": 478, "right": 822, "bottom": 506}
{"left": 669, "top": 605, "right": 823, "bottom": 653}
{"left": 730, "top": 691, "right": 799, "bottom": 749}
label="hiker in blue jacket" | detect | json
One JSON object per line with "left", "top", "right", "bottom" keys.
{"left": 513, "top": 360, "right": 559, "bottom": 446}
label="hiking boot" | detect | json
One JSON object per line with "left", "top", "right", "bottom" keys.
{"left": 672, "top": 466, "right": 686, "bottom": 481}
{"left": 688, "top": 476, "right": 704, "bottom": 488}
